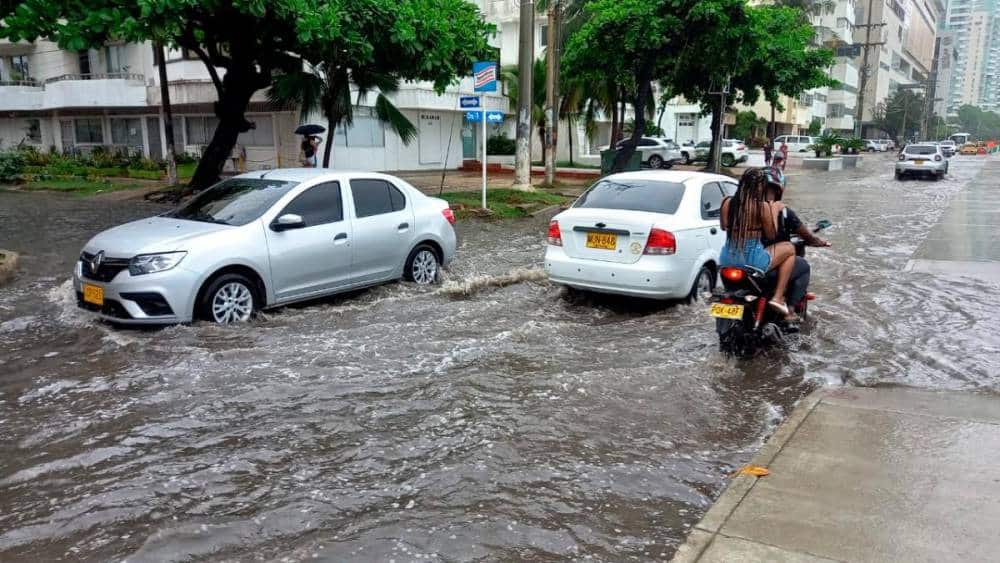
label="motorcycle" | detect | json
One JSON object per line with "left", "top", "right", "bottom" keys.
{"left": 709, "top": 220, "right": 832, "bottom": 357}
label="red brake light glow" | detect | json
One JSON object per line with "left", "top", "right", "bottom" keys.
{"left": 442, "top": 207, "right": 456, "bottom": 225}
{"left": 721, "top": 267, "right": 745, "bottom": 283}
{"left": 547, "top": 220, "right": 562, "bottom": 246}
{"left": 644, "top": 228, "right": 676, "bottom": 255}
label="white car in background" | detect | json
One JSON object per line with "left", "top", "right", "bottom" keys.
{"left": 614, "top": 137, "right": 683, "bottom": 169}
{"left": 544, "top": 170, "right": 737, "bottom": 301}
{"left": 865, "top": 139, "right": 885, "bottom": 152}
{"left": 772, "top": 135, "right": 815, "bottom": 152}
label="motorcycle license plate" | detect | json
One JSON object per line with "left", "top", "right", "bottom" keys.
{"left": 709, "top": 303, "right": 744, "bottom": 320}
{"left": 586, "top": 232, "right": 617, "bottom": 250}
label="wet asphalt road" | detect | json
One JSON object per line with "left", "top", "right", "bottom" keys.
{"left": 1, "top": 154, "right": 999, "bottom": 561}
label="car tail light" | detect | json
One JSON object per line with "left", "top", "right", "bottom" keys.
{"left": 547, "top": 220, "right": 562, "bottom": 246}
{"left": 720, "top": 267, "right": 745, "bottom": 283}
{"left": 739, "top": 144, "right": 746, "bottom": 151}
{"left": 898, "top": 154, "right": 906, "bottom": 161}
{"left": 644, "top": 228, "right": 676, "bottom": 255}
{"left": 442, "top": 207, "right": 456, "bottom": 225}
{"left": 934, "top": 154, "right": 942, "bottom": 161}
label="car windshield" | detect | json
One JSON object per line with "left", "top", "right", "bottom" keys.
{"left": 574, "top": 178, "right": 686, "bottom": 214}
{"left": 168, "top": 178, "right": 299, "bottom": 226}
{"left": 905, "top": 145, "right": 937, "bottom": 155}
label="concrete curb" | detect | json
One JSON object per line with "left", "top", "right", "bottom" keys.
{"left": 671, "top": 389, "right": 827, "bottom": 562}
{"left": 0, "top": 249, "right": 19, "bottom": 285}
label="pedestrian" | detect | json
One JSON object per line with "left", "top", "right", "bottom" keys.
{"left": 778, "top": 140, "right": 788, "bottom": 171}
{"left": 300, "top": 135, "right": 319, "bottom": 168}
{"left": 771, "top": 152, "right": 786, "bottom": 176}
{"left": 763, "top": 137, "right": 773, "bottom": 166}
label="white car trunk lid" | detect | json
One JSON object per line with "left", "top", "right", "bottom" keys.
{"left": 557, "top": 209, "right": 667, "bottom": 264}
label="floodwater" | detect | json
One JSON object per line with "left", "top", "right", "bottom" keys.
{"left": 1, "top": 156, "right": 998, "bottom": 561}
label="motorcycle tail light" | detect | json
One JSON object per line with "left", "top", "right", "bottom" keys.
{"left": 720, "top": 267, "right": 745, "bottom": 283}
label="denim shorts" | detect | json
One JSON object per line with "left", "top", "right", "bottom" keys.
{"left": 720, "top": 239, "right": 771, "bottom": 271}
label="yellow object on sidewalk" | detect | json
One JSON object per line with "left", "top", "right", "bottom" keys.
{"left": 735, "top": 465, "right": 770, "bottom": 477}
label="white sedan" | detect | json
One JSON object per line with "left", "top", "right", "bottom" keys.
{"left": 544, "top": 170, "right": 737, "bottom": 300}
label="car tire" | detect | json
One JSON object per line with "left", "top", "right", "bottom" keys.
{"left": 721, "top": 154, "right": 735, "bottom": 167}
{"left": 199, "top": 273, "right": 258, "bottom": 324}
{"left": 687, "top": 265, "right": 715, "bottom": 303}
{"left": 404, "top": 244, "right": 440, "bottom": 285}
{"left": 935, "top": 171, "right": 944, "bottom": 181}
{"left": 868, "top": 147, "right": 876, "bottom": 153}
{"left": 648, "top": 155, "right": 664, "bottom": 169}
{"left": 895, "top": 170, "right": 903, "bottom": 181}
{"left": 682, "top": 152, "right": 691, "bottom": 165}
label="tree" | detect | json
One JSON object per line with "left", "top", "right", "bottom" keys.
{"left": 270, "top": 65, "right": 417, "bottom": 168}
{"left": 1, "top": 0, "right": 493, "bottom": 189}
{"left": 955, "top": 105, "right": 1000, "bottom": 140}
{"left": 733, "top": 111, "right": 767, "bottom": 141}
{"left": 807, "top": 117, "right": 822, "bottom": 136}
{"left": 502, "top": 59, "right": 552, "bottom": 166}
{"left": 873, "top": 90, "right": 925, "bottom": 141}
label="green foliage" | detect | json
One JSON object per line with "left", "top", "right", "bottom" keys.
{"left": 871, "top": 90, "right": 925, "bottom": 141}
{"left": 841, "top": 137, "right": 865, "bottom": 154}
{"left": 624, "top": 120, "right": 665, "bottom": 137}
{"left": 809, "top": 132, "right": 843, "bottom": 156}
{"left": 955, "top": 105, "right": 1000, "bottom": 140}
{"left": 487, "top": 135, "right": 517, "bottom": 155}
{"left": 732, "top": 111, "right": 767, "bottom": 141}
{"left": 0, "top": 150, "right": 26, "bottom": 182}
{"left": 439, "top": 189, "right": 569, "bottom": 219}
{"left": 807, "top": 117, "right": 822, "bottom": 136}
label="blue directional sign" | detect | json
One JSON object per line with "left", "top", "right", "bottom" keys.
{"left": 485, "top": 111, "right": 505, "bottom": 123}
{"left": 460, "top": 96, "right": 480, "bottom": 109}
{"left": 465, "top": 111, "right": 482, "bottom": 122}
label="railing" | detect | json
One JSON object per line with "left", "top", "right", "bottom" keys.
{"left": 44, "top": 72, "right": 145, "bottom": 84}
{"left": 0, "top": 79, "right": 40, "bottom": 87}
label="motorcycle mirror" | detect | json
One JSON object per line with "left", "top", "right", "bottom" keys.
{"left": 815, "top": 219, "right": 832, "bottom": 230}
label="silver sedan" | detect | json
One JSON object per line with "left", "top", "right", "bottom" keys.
{"left": 73, "top": 169, "right": 457, "bottom": 325}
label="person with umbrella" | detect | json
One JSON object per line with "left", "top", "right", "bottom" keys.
{"left": 295, "top": 124, "right": 325, "bottom": 168}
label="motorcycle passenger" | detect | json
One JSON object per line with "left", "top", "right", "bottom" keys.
{"left": 761, "top": 165, "right": 830, "bottom": 310}
{"left": 720, "top": 168, "right": 797, "bottom": 318}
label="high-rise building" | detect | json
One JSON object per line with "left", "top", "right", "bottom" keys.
{"left": 943, "top": 0, "right": 1000, "bottom": 114}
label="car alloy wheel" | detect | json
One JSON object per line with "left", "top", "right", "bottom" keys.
{"left": 648, "top": 155, "right": 664, "bottom": 169}
{"left": 722, "top": 154, "right": 735, "bottom": 167}
{"left": 689, "top": 266, "right": 715, "bottom": 303}
{"left": 211, "top": 281, "right": 254, "bottom": 324}
{"left": 410, "top": 249, "right": 439, "bottom": 285}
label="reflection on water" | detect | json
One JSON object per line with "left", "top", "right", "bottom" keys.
{"left": 1, "top": 157, "right": 998, "bottom": 560}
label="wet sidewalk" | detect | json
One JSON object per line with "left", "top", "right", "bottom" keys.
{"left": 672, "top": 386, "right": 1000, "bottom": 562}
{"left": 906, "top": 158, "right": 1000, "bottom": 282}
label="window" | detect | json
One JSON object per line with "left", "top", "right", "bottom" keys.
{"left": 721, "top": 182, "right": 738, "bottom": 197}
{"left": 105, "top": 45, "right": 127, "bottom": 73}
{"left": 8, "top": 54, "right": 29, "bottom": 81}
{"left": 280, "top": 182, "right": 343, "bottom": 226}
{"left": 237, "top": 115, "right": 275, "bottom": 146}
{"left": 638, "top": 138, "right": 657, "bottom": 147}
{"left": 574, "top": 179, "right": 686, "bottom": 214}
{"left": 678, "top": 114, "right": 695, "bottom": 127}
{"left": 700, "top": 183, "right": 724, "bottom": 219}
{"left": 74, "top": 118, "right": 104, "bottom": 144}
{"left": 169, "top": 178, "right": 299, "bottom": 226}
{"left": 110, "top": 117, "right": 143, "bottom": 147}
{"left": 540, "top": 25, "right": 548, "bottom": 47}
{"left": 351, "top": 179, "right": 405, "bottom": 218}
{"left": 78, "top": 50, "right": 92, "bottom": 75}
{"left": 25, "top": 119, "right": 41, "bottom": 143}
{"left": 333, "top": 108, "right": 385, "bottom": 148}
{"left": 185, "top": 116, "right": 220, "bottom": 145}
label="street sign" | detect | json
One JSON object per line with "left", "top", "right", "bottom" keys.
{"left": 465, "top": 111, "right": 482, "bottom": 122}
{"left": 473, "top": 61, "right": 498, "bottom": 92}
{"left": 485, "top": 111, "right": 504, "bottom": 123}
{"left": 460, "top": 96, "right": 480, "bottom": 108}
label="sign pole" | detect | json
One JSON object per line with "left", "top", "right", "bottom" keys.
{"left": 481, "top": 100, "right": 487, "bottom": 209}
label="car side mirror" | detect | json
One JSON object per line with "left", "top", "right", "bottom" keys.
{"left": 272, "top": 213, "right": 305, "bottom": 231}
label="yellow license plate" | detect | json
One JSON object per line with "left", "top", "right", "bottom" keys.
{"left": 82, "top": 283, "right": 104, "bottom": 306}
{"left": 586, "top": 232, "right": 617, "bottom": 250}
{"left": 914, "top": 160, "right": 924, "bottom": 165}
{"left": 709, "top": 303, "right": 744, "bottom": 320}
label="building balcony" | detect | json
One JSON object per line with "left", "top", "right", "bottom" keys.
{"left": 483, "top": 0, "right": 519, "bottom": 22}
{"left": 0, "top": 73, "right": 148, "bottom": 111}
{"left": 831, "top": 61, "right": 860, "bottom": 89}
{"left": 825, "top": 115, "right": 855, "bottom": 132}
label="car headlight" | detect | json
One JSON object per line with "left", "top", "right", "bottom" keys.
{"left": 129, "top": 252, "right": 187, "bottom": 276}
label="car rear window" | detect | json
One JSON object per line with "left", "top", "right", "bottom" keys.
{"left": 906, "top": 145, "right": 937, "bottom": 155}
{"left": 574, "top": 178, "right": 686, "bottom": 214}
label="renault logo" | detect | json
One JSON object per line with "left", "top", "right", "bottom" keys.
{"left": 89, "top": 251, "right": 104, "bottom": 272}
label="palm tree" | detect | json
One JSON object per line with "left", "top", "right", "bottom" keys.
{"left": 501, "top": 59, "right": 550, "bottom": 165}
{"left": 270, "top": 62, "right": 416, "bottom": 167}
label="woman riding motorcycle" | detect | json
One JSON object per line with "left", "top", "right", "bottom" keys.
{"left": 761, "top": 163, "right": 830, "bottom": 309}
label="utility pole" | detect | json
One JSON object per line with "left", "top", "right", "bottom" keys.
{"left": 544, "top": 0, "right": 560, "bottom": 186}
{"left": 156, "top": 42, "right": 178, "bottom": 185}
{"left": 514, "top": 0, "right": 535, "bottom": 190}
{"left": 854, "top": 0, "right": 886, "bottom": 137}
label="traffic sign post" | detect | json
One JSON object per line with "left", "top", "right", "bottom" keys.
{"left": 470, "top": 62, "right": 498, "bottom": 210}
{"left": 481, "top": 96, "right": 487, "bottom": 209}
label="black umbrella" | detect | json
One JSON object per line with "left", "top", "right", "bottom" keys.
{"left": 294, "top": 124, "right": 326, "bottom": 135}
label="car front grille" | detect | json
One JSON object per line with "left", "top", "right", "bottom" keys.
{"left": 76, "top": 292, "right": 132, "bottom": 319}
{"left": 80, "top": 252, "right": 131, "bottom": 282}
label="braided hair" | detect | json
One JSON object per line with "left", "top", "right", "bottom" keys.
{"left": 727, "top": 168, "right": 768, "bottom": 252}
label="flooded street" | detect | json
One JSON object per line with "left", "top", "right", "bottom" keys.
{"left": 2, "top": 155, "right": 999, "bottom": 561}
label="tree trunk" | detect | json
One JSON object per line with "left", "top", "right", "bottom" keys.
{"left": 611, "top": 79, "right": 651, "bottom": 173}
{"left": 189, "top": 69, "right": 259, "bottom": 190}
{"left": 156, "top": 43, "right": 177, "bottom": 186}
{"left": 609, "top": 88, "right": 620, "bottom": 149}
{"left": 324, "top": 116, "right": 335, "bottom": 167}
{"left": 568, "top": 115, "right": 575, "bottom": 167}
{"left": 707, "top": 103, "right": 722, "bottom": 172}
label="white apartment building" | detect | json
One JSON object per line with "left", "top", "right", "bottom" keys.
{"left": 853, "top": 0, "right": 942, "bottom": 134}
{"left": 943, "top": 0, "right": 1000, "bottom": 114}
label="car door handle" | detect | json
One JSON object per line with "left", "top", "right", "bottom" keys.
{"left": 334, "top": 233, "right": 348, "bottom": 243}
{"left": 397, "top": 222, "right": 409, "bottom": 231}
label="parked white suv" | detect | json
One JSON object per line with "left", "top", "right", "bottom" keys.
{"left": 864, "top": 139, "right": 884, "bottom": 152}
{"left": 614, "top": 137, "right": 683, "bottom": 169}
